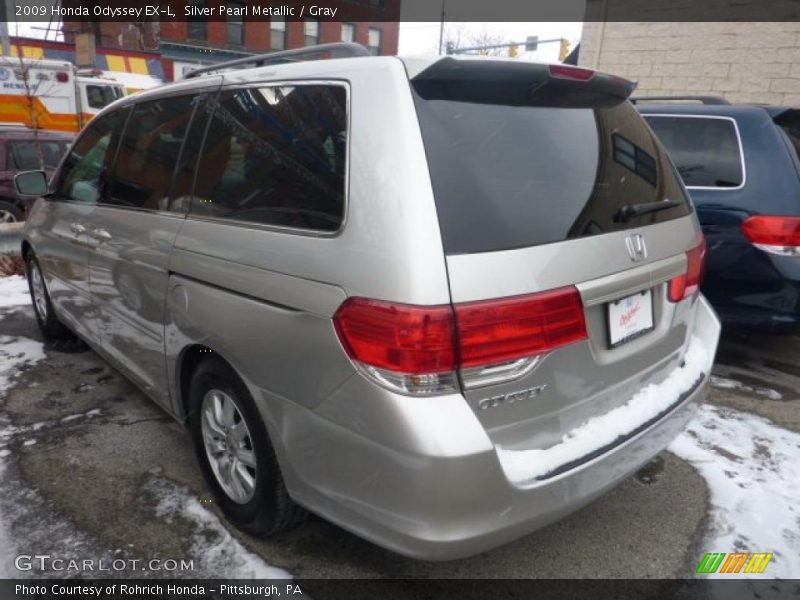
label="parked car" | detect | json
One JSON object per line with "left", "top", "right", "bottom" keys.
{"left": 16, "top": 45, "right": 720, "bottom": 560}
{"left": 636, "top": 96, "right": 800, "bottom": 332}
{"left": 0, "top": 126, "right": 72, "bottom": 222}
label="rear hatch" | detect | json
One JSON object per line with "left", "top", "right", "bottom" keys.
{"left": 410, "top": 59, "right": 705, "bottom": 464}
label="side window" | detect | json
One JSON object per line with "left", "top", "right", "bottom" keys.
{"left": 56, "top": 108, "right": 128, "bottom": 204}
{"left": 86, "top": 85, "right": 119, "bottom": 110}
{"left": 107, "top": 95, "right": 198, "bottom": 212}
{"left": 190, "top": 85, "right": 347, "bottom": 232}
{"left": 644, "top": 116, "right": 743, "bottom": 188}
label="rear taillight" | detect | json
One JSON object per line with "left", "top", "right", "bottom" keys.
{"left": 668, "top": 236, "right": 707, "bottom": 303}
{"left": 742, "top": 215, "right": 800, "bottom": 256}
{"left": 454, "top": 287, "right": 587, "bottom": 369}
{"left": 333, "top": 287, "right": 588, "bottom": 395}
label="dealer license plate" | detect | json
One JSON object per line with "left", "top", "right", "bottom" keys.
{"left": 608, "top": 289, "right": 654, "bottom": 347}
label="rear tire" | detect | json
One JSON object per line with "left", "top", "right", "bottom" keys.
{"left": 188, "top": 356, "right": 306, "bottom": 536}
{"left": 26, "top": 253, "right": 71, "bottom": 339}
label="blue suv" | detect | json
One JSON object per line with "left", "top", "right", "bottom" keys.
{"left": 637, "top": 97, "right": 800, "bottom": 332}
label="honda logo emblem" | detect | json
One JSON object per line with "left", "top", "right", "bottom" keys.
{"left": 625, "top": 234, "right": 647, "bottom": 262}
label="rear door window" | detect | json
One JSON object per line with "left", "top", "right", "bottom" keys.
{"left": 643, "top": 115, "right": 744, "bottom": 189}
{"left": 413, "top": 83, "right": 691, "bottom": 255}
{"left": 188, "top": 84, "right": 348, "bottom": 232}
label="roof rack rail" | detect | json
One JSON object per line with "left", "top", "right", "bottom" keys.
{"left": 184, "top": 42, "right": 371, "bottom": 79}
{"left": 630, "top": 95, "right": 731, "bottom": 106}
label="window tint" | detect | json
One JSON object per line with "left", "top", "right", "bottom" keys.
{"left": 7, "top": 140, "right": 69, "bottom": 170}
{"left": 644, "top": 116, "right": 743, "bottom": 188}
{"left": 190, "top": 85, "right": 347, "bottom": 232}
{"left": 168, "top": 93, "right": 214, "bottom": 213}
{"left": 413, "top": 85, "right": 691, "bottom": 254}
{"left": 56, "top": 108, "right": 128, "bottom": 204}
{"left": 773, "top": 109, "right": 800, "bottom": 168}
{"left": 107, "top": 95, "right": 198, "bottom": 211}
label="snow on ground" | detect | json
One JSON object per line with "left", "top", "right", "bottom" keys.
{"left": 0, "top": 276, "right": 30, "bottom": 309}
{"left": 149, "top": 478, "right": 292, "bottom": 579}
{"left": 497, "top": 335, "right": 710, "bottom": 483}
{"left": 670, "top": 404, "right": 800, "bottom": 579}
{"left": 710, "top": 375, "right": 783, "bottom": 401}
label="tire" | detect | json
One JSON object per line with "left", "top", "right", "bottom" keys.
{"left": 0, "top": 200, "right": 22, "bottom": 224}
{"left": 25, "top": 253, "right": 71, "bottom": 339}
{"left": 188, "top": 356, "right": 306, "bottom": 536}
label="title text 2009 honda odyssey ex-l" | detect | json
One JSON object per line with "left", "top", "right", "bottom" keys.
{"left": 16, "top": 44, "right": 720, "bottom": 560}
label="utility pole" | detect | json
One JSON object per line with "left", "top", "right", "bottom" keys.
{"left": 437, "top": 0, "right": 446, "bottom": 55}
{"left": 0, "top": 0, "right": 11, "bottom": 57}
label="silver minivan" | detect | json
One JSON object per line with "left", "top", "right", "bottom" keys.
{"left": 16, "top": 44, "right": 720, "bottom": 560}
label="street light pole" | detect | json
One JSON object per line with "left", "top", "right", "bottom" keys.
{"left": 0, "top": 0, "right": 11, "bottom": 57}
{"left": 437, "top": 0, "right": 446, "bottom": 55}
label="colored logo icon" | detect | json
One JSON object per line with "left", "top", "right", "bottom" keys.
{"left": 696, "top": 552, "right": 773, "bottom": 574}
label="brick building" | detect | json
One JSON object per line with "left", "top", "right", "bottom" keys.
{"left": 63, "top": 1, "right": 400, "bottom": 81}
{"left": 579, "top": 22, "right": 800, "bottom": 105}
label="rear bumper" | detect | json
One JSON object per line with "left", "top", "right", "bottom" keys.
{"left": 705, "top": 248, "right": 800, "bottom": 333}
{"left": 263, "top": 296, "right": 721, "bottom": 561}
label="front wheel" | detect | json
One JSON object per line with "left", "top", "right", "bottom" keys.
{"left": 188, "top": 357, "right": 306, "bottom": 535}
{"left": 26, "top": 253, "right": 70, "bottom": 339}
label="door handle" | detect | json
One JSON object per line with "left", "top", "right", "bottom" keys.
{"left": 70, "top": 223, "right": 86, "bottom": 234}
{"left": 91, "top": 228, "right": 112, "bottom": 242}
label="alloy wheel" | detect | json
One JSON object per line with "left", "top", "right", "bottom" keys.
{"left": 200, "top": 389, "right": 258, "bottom": 504}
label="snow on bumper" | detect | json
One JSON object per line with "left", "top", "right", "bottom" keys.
{"left": 497, "top": 298, "right": 719, "bottom": 486}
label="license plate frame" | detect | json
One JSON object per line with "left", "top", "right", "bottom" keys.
{"left": 608, "top": 289, "right": 655, "bottom": 348}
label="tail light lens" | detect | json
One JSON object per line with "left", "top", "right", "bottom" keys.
{"left": 454, "top": 287, "right": 587, "bottom": 368}
{"left": 333, "top": 287, "right": 588, "bottom": 395}
{"left": 668, "top": 236, "right": 707, "bottom": 303}
{"left": 742, "top": 215, "right": 800, "bottom": 256}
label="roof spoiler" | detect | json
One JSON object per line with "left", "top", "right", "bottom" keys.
{"left": 412, "top": 58, "right": 636, "bottom": 108}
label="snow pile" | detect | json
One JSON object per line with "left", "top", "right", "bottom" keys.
{"left": 497, "top": 335, "right": 710, "bottom": 484}
{"left": 710, "top": 376, "right": 783, "bottom": 401}
{"left": 669, "top": 405, "right": 800, "bottom": 579}
{"left": 149, "top": 478, "right": 291, "bottom": 579}
{"left": 0, "top": 336, "right": 46, "bottom": 396}
{"left": 0, "top": 276, "right": 30, "bottom": 309}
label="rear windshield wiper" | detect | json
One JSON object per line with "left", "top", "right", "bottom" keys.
{"left": 613, "top": 199, "right": 682, "bottom": 223}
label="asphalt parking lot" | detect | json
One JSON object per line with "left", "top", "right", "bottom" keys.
{"left": 0, "top": 278, "right": 799, "bottom": 582}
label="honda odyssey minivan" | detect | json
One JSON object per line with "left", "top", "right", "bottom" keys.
{"left": 16, "top": 44, "right": 720, "bottom": 560}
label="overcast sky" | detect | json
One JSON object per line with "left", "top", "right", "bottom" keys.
{"left": 398, "top": 22, "right": 584, "bottom": 62}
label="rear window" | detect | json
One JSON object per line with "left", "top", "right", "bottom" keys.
{"left": 7, "top": 140, "right": 69, "bottom": 170}
{"left": 643, "top": 115, "right": 744, "bottom": 189}
{"left": 412, "top": 83, "right": 691, "bottom": 255}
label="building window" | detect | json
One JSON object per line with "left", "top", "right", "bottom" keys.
{"left": 270, "top": 17, "right": 286, "bottom": 51}
{"left": 187, "top": 0, "right": 208, "bottom": 41}
{"left": 304, "top": 19, "right": 320, "bottom": 46}
{"left": 227, "top": 1, "right": 244, "bottom": 47}
{"left": 368, "top": 27, "right": 382, "bottom": 55}
{"left": 341, "top": 23, "right": 356, "bottom": 43}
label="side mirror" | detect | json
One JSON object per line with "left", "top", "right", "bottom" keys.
{"left": 14, "top": 170, "right": 49, "bottom": 197}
